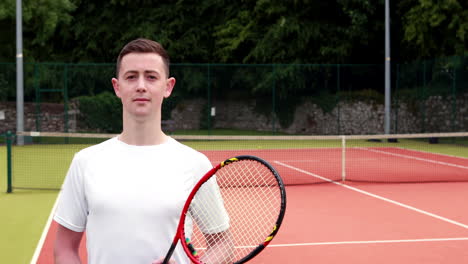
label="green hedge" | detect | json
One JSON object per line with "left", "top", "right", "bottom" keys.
{"left": 75, "top": 91, "right": 122, "bottom": 133}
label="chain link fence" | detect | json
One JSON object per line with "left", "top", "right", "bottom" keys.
{"left": 0, "top": 56, "right": 466, "bottom": 135}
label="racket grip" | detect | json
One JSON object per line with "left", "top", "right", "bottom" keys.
{"left": 162, "top": 243, "right": 177, "bottom": 264}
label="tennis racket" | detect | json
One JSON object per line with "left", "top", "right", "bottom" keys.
{"left": 162, "top": 155, "right": 286, "bottom": 264}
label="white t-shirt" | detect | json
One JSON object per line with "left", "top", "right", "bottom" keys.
{"left": 54, "top": 137, "right": 229, "bottom": 264}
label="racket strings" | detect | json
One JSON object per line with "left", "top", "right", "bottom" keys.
{"left": 184, "top": 159, "right": 282, "bottom": 263}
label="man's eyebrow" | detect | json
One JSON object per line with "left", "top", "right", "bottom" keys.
{"left": 123, "top": 70, "right": 138, "bottom": 76}
{"left": 122, "top": 70, "right": 161, "bottom": 76}
{"left": 123, "top": 70, "right": 161, "bottom": 76}
{"left": 144, "top": 70, "right": 160, "bottom": 75}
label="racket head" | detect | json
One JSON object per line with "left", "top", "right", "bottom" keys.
{"left": 177, "top": 155, "right": 287, "bottom": 264}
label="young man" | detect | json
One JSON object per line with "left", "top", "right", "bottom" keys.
{"left": 53, "top": 38, "right": 231, "bottom": 264}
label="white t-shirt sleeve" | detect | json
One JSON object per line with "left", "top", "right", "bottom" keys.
{"left": 189, "top": 156, "right": 230, "bottom": 234}
{"left": 53, "top": 154, "right": 88, "bottom": 232}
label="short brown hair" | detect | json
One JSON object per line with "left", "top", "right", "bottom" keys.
{"left": 115, "top": 38, "right": 170, "bottom": 78}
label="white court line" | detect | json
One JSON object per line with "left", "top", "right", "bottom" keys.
{"left": 268, "top": 237, "right": 468, "bottom": 247}
{"left": 274, "top": 161, "right": 468, "bottom": 230}
{"left": 281, "top": 158, "right": 379, "bottom": 163}
{"left": 30, "top": 194, "right": 60, "bottom": 264}
{"left": 194, "top": 237, "right": 468, "bottom": 250}
{"left": 276, "top": 159, "right": 325, "bottom": 163}
{"left": 358, "top": 147, "right": 468, "bottom": 170}
{"left": 393, "top": 146, "right": 468, "bottom": 160}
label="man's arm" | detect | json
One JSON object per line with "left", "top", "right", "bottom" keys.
{"left": 54, "top": 223, "right": 84, "bottom": 264}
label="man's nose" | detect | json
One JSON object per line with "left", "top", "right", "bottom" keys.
{"left": 136, "top": 78, "right": 147, "bottom": 92}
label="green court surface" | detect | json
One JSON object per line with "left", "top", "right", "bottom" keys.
{"left": 0, "top": 144, "right": 59, "bottom": 263}
{"left": 0, "top": 188, "right": 58, "bottom": 263}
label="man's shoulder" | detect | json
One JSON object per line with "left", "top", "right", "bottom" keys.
{"left": 74, "top": 137, "right": 118, "bottom": 160}
{"left": 167, "top": 137, "right": 209, "bottom": 160}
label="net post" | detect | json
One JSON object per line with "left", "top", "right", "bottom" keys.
{"left": 6, "top": 131, "right": 13, "bottom": 193}
{"left": 63, "top": 63, "right": 69, "bottom": 133}
{"left": 341, "top": 135, "right": 346, "bottom": 182}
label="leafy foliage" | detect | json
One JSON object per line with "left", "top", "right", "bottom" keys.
{"left": 0, "top": 0, "right": 465, "bottom": 64}
{"left": 75, "top": 91, "right": 122, "bottom": 132}
{"left": 399, "top": 0, "right": 468, "bottom": 59}
{"left": 0, "top": 0, "right": 76, "bottom": 61}
{"left": 213, "top": 0, "right": 384, "bottom": 63}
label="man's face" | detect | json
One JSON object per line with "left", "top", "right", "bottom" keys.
{"left": 111, "top": 53, "right": 175, "bottom": 120}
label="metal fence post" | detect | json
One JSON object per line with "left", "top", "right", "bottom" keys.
{"left": 6, "top": 131, "right": 13, "bottom": 193}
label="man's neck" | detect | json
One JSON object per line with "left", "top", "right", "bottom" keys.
{"left": 119, "top": 117, "right": 168, "bottom": 146}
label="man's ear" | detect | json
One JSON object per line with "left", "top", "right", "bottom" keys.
{"left": 164, "top": 77, "right": 176, "bottom": 98}
{"left": 112, "top": 78, "right": 121, "bottom": 98}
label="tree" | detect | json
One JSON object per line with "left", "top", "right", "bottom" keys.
{"left": 213, "top": 0, "right": 385, "bottom": 64}
{"left": 30, "top": 0, "right": 227, "bottom": 63}
{"left": 0, "top": 0, "right": 76, "bottom": 61}
{"left": 399, "top": 0, "right": 468, "bottom": 59}
{"left": 1, "top": 0, "right": 466, "bottom": 64}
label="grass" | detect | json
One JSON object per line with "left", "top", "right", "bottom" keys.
{"left": 1, "top": 144, "right": 60, "bottom": 263}
{"left": 0, "top": 190, "right": 58, "bottom": 263}
{"left": 169, "top": 128, "right": 289, "bottom": 136}
{"left": 11, "top": 144, "right": 92, "bottom": 189}
{"left": 0, "top": 143, "right": 84, "bottom": 264}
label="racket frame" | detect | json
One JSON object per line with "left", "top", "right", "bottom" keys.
{"left": 163, "top": 155, "right": 287, "bottom": 264}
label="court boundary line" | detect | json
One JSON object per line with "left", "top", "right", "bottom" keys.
{"left": 268, "top": 237, "right": 468, "bottom": 247}
{"left": 393, "top": 146, "right": 468, "bottom": 160}
{"left": 274, "top": 161, "right": 468, "bottom": 230}
{"left": 30, "top": 194, "right": 60, "bottom": 264}
{"left": 193, "top": 237, "right": 468, "bottom": 250}
{"left": 358, "top": 147, "right": 468, "bottom": 170}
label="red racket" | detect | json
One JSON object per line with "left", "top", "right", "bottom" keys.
{"left": 162, "top": 155, "right": 287, "bottom": 264}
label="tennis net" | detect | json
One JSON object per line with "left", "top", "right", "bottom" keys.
{"left": 3, "top": 131, "right": 468, "bottom": 192}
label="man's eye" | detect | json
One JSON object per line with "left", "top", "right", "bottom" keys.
{"left": 148, "top": 75, "right": 157, "bottom": 80}
{"left": 126, "top": 75, "right": 136, "bottom": 80}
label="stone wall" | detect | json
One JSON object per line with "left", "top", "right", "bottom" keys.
{"left": 0, "top": 102, "right": 77, "bottom": 134}
{"left": 191, "top": 94, "right": 468, "bottom": 134}
{"left": 1, "top": 93, "right": 467, "bottom": 135}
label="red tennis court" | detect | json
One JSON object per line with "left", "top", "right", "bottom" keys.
{"left": 34, "top": 145, "right": 468, "bottom": 263}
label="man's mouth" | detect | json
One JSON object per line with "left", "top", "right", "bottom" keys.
{"left": 133, "top": 98, "right": 150, "bottom": 102}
